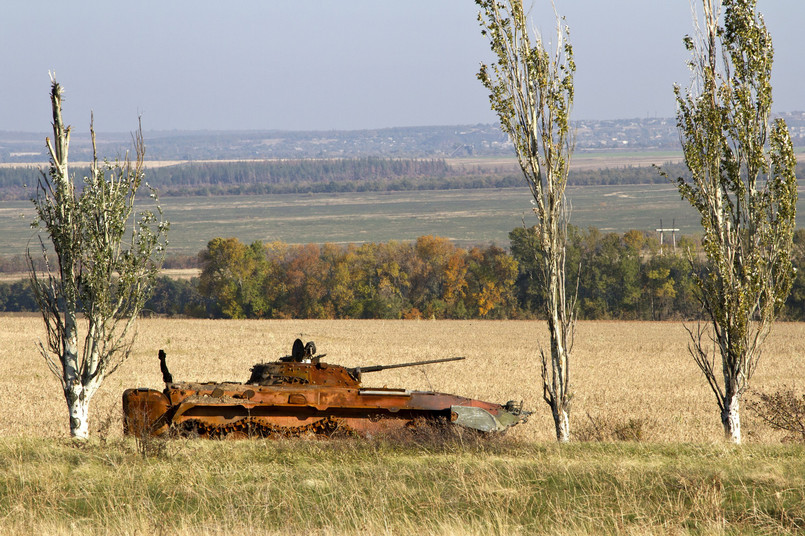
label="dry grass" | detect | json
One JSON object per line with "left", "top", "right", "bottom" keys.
{"left": 0, "top": 268, "right": 200, "bottom": 282}
{"left": 1, "top": 438, "right": 803, "bottom": 535}
{"left": 3, "top": 317, "right": 805, "bottom": 535}
{"left": 2, "top": 316, "right": 804, "bottom": 443}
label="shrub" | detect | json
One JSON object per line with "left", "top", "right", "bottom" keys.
{"left": 747, "top": 388, "right": 805, "bottom": 443}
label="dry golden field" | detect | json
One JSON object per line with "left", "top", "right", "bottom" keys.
{"left": 2, "top": 316, "right": 804, "bottom": 443}
{"left": 0, "top": 268, "right": 201, "bottom": 282}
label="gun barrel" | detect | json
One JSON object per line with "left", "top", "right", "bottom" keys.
{"left": 354, "top": 356, "right": 465, "bottom": 374}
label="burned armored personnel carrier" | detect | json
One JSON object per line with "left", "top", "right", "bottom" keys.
{"left": 123, "top": 339, "right": 529, "bottom": 439}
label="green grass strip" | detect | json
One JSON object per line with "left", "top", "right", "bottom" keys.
{"left": 1, "top": 438, "right": 803, "bottom": 535}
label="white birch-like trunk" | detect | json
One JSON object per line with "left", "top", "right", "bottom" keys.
{"left": 546, "top": 254, "right": 572, "bottom": 442}
{"left": 66, "top": 383, "right": 90, "bottom": 439}
{"left": 554, "top": 406, "right": 570, "bottom": 443}
{"left": 64, "top": 368, "right": 101, "bottom": 439}
{"left": 722, "top": 392, "right": 741, "bottom": 444}
{"left": 62, "top": 310, "right": 93, "bottom": 439}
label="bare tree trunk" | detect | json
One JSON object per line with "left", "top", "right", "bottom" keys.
{"left": 546, "top": 263, "right": 572, "bottom": 443}
{"left": 722, "top": 393, "right": 741, "bottom": 444}
{"left": 555, "top": 409, "right": 570, "bottom": 442}
{"left": 551, "top": 384, "right": 571, "bottom": 442}
{"left": 721, "top": 378, "right": 742, "bottom": 444}
{"left": 65, "top": 383, "right": 90, "bottom": 439}
{"left": 62, "top": 313, "right": 87, "bottom": 438}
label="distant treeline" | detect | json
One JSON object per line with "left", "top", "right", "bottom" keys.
{"left": 146, "top": 157, "right": 521, "bottom": 196}
{"left": 5, "top": 158, "right": 798, "bottom": 200}
{"left": 0, "top": 165, "right": 39, "bottom": 200}
{"left": 151, "top": 158, "right": 450, "bottom": 184}
{"left": 5, "top": 227, "right": 805, "bottom": 320}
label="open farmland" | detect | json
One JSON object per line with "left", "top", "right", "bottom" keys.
{"left": 5, "top": 182, "right": 805, "bottom": 258}
{"left": 2, "top": 317, "right": 805, "bottom": 535}
{"left": 0, "top": 184, "right": 714, "bottom": 257}
{"left": 3, "top": 317, "right": 804, "bottom": 443}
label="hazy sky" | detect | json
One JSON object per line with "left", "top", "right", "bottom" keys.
{"left": 1, "top": 1, "right": 803, "bottom": 133}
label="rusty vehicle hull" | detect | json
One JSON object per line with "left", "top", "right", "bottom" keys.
{"left": 123, "top": 346, "right": 527, "bottom": 439}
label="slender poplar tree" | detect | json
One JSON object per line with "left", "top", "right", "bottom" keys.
{"left": 477, "top": 0, "right": 576, "bottom": 441}
{"left": 29, "top": 79, "right": 169, "bottom": 439}
{"left": 671, "top": 0, "right": 797, "bottom": 443}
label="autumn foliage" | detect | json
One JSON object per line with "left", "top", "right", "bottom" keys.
{"left": 145, "top": 227, "right": 805, "bottom": 321}
{"left": 10, "top": 227, "right": 805, "bottom": 320}
{"left": 197, "top": 235, "right": 518, "bottom": 320}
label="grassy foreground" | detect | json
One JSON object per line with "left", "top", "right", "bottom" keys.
{"left": 1, "top": 437, "right": 803, "bottom": 535}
